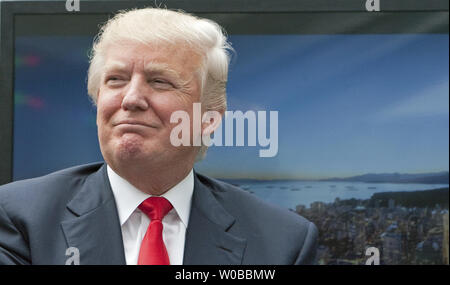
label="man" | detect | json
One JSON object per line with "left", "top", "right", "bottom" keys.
{"left": 0, "top": 8, "right": 318, "bottom": 265}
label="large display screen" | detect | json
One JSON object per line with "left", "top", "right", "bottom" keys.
{"left": 13, "top": 16, "right": 449, "bottom": 265}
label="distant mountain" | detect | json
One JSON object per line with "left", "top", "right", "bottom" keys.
{"left": 218, "top": 178, "right": 268, "bottom": 186}
{"left": 321, "top": 171, "right": 449, "bottom": 184}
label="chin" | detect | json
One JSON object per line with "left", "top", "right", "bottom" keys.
{"left": 114, "top": 134, "right": 146, "bottom": 160}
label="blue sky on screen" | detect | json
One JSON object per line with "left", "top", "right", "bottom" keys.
{"left": 13, "top": 34, "right": 449, "bottom": 180}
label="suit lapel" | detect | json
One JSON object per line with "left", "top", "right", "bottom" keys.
{"left": 61, "top": 164, "right": 126, "bottom": 265}
{"left": 60, "top": 164, "right": 246, "bottom": 265}
{"left": 183, "top": 173, "right": 247, "bottom": 265}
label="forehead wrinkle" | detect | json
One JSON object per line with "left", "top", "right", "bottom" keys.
{"left": 144, "top": 61, "right": 180, "bottom": 78}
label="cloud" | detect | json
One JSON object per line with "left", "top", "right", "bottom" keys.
{"left": 373, "top": 80, "right": 449, "bottom": 121}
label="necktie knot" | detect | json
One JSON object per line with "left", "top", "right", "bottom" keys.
{"left": 138, "top": 196, "right": 173, "bottom": 221}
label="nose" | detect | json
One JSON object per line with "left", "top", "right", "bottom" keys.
{"left": 121, "top": 75, "right": 149, "bottom": 111}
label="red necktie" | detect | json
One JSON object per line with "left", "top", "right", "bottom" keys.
{"left": 137, "top": 197, "right": 173, "bottom": 265}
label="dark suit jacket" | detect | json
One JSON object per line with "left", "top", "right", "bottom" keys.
{"left": 0, "top": 162, "right": 318, "bottom": 265}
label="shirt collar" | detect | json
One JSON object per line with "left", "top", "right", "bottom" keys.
{"left": 107, "top": 164, "right": 194, "bottom": 228}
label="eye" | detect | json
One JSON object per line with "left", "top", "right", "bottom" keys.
{"left": 150, "top": 78, "right": 174, "bottom": 89}
{"left": 153, "top": 78, "right": 168, "bottom": 84}
{"left": 106, "top": 76, "right": 120, "bottom": 82}
{"left": 105, "top": 76, "right": 126, "bottom": 87}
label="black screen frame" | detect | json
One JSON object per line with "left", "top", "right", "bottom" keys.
{"left": 1, "top": 0, "right": 449, "bottom": 185}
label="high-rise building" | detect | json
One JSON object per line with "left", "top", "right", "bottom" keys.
{"left": 381, "top": 223, "right": 403, "bottom": 264}
{"left": 388, "top": 199, "right": 395, "bottom": 209}
{"left": 416, "top": 227, "right": 443, "bottom": 264}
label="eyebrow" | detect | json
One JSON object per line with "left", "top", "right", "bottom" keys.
{"left": 103, "top": 61, "right": 129, "bottom": 74}
{"left": 102, "top": 60, "right": 193, "bottom": 89}
{"left": 145, "top": 61, "right": 194, "bottom": 89}
{"left": 144, "top": 61, "right": 181, "bottom": 80}
{"left": 102, "top": 60, "right": 183, "bottom": 81}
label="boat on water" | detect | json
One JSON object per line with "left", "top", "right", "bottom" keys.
{"left": 346, "top": 186, "right": 358, "bottom": 191}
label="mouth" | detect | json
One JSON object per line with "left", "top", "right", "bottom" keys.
{"left": 114, "top": 120, "right": 157, "bottom": 128}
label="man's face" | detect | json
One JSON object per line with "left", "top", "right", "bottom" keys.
{"left": 96, "top": 41, "right": 203, "bottom": 169}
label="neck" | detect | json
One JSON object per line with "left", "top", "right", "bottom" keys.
{"left": 109, "top": 157, "right": 194, "bottom": 196}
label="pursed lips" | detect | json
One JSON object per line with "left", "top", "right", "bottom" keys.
{"left": 114, "top": 120, "right": 157, "bottom": 128}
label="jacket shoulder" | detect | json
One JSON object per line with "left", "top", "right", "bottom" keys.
{"left": 195, "top": 173, "right": 318, "bottom": 264}
{"left": 0, "top": 162, "right": 104, "bottom": 213}
{"left": 195, "top": 173, "right": 313, "bottom": 230}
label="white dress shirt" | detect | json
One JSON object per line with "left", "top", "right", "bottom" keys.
{"left": 107, "top": 165, "right": 194, "bottom": 265}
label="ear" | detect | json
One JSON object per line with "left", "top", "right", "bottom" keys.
{"left": 201, "top": 110, "right": 223, "bottom": 136}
